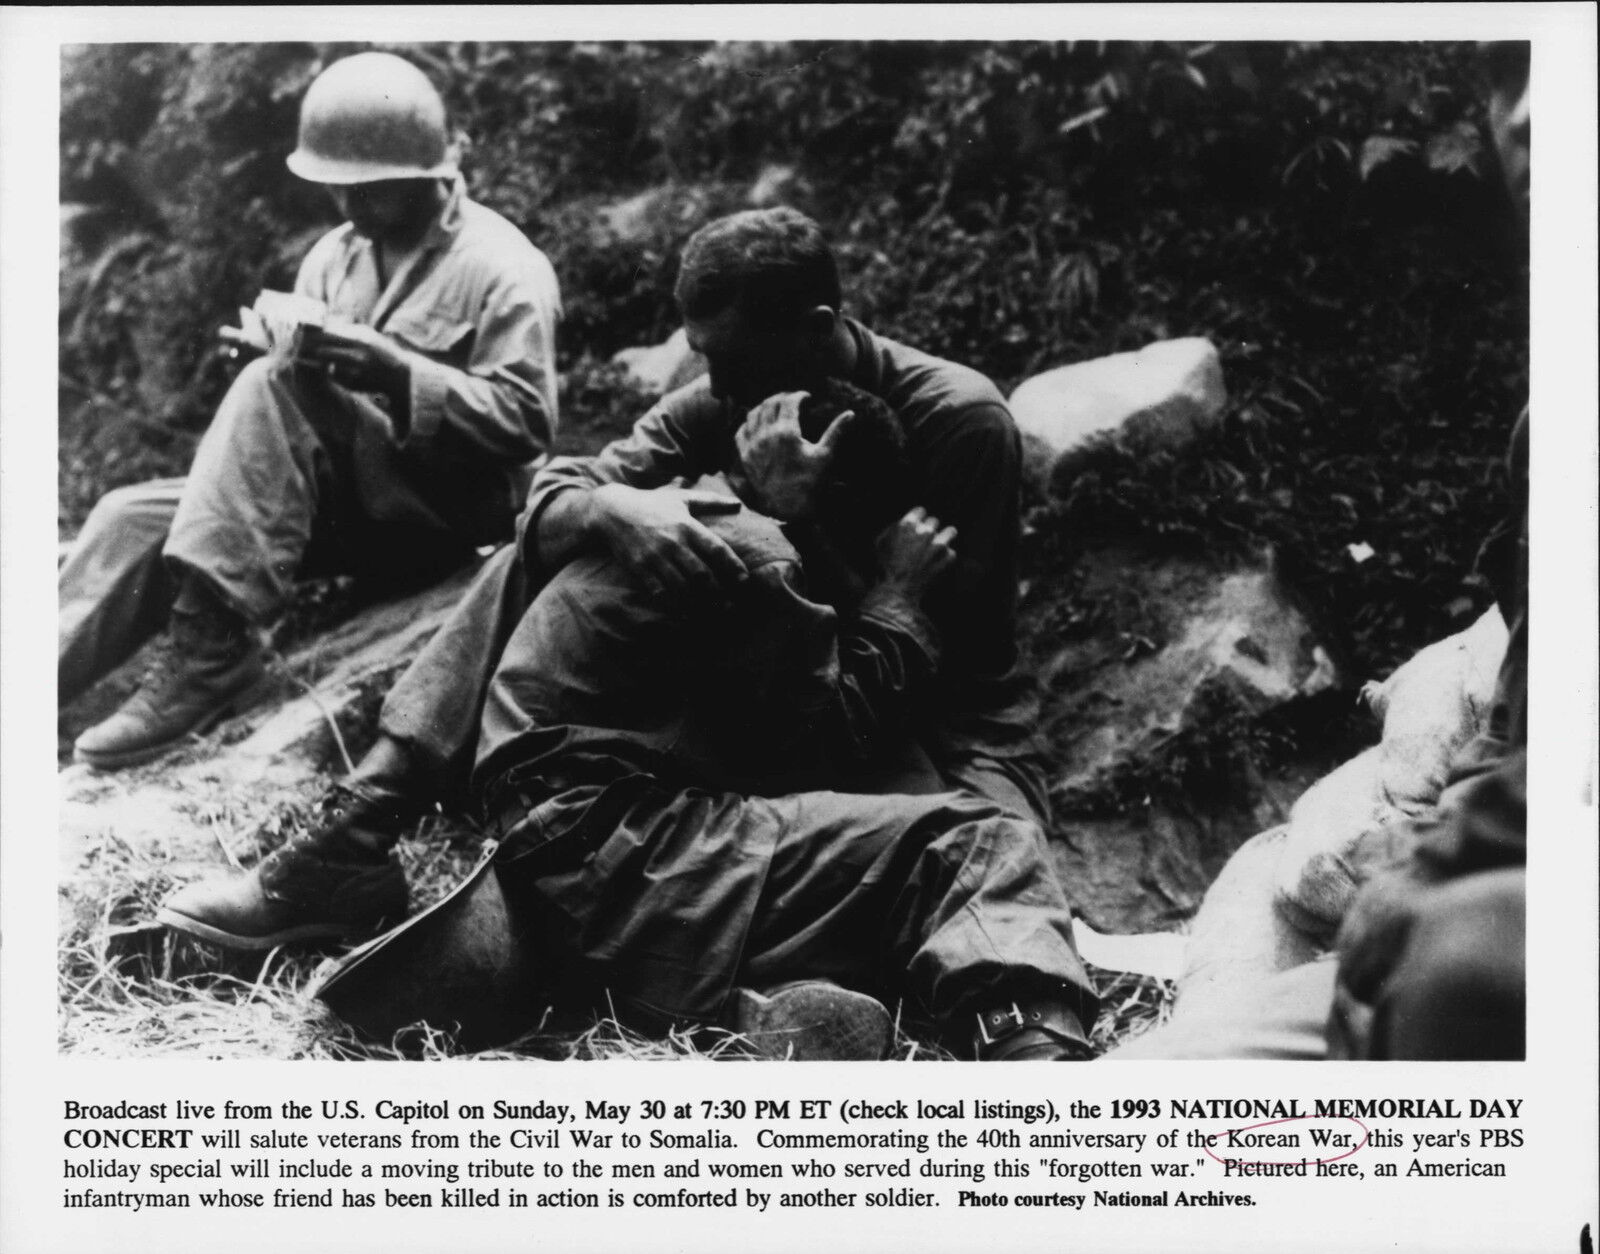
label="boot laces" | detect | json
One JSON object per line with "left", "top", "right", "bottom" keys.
{"left": 120, "top": 638, "right": 193, "bottom": 715}
{"left": 260, "top": 784, "right": 394, "bottom": 872}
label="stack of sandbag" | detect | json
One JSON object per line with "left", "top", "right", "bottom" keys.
{"left": 1272, "top": 606, "right": 1508, "bottom": 939}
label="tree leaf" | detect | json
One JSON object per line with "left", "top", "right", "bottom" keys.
{"left": 1358, "top": 134, "right": 1417, "bottom": 180}
{"left": 1057, "top": 105, "right": 1109, "bottom": 136}
{"left": 1424, "top": 122, "right": 1485, "bottom": 177}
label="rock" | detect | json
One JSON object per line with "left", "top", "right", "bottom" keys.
{"left": 598, "top": 184, "right": 712, "bottom": 246}
{"left": 1037, "top": 548, "right": 1339, "bottom": 796}
{"left": 596, "top": 187, "right": 669, "bottom": 244}
{"left": 610, "top": 328, "right": 708, "bottom": 397}
{"left": 1009, "top": 338, "right": 1227, "bottom": 478}
{"left": 1032, "top": 546, "right": 1341, "bottom": 933}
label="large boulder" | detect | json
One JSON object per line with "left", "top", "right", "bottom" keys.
{"left": 1032, "top": 546, "right": 1341, "bottom": 933}
{"left": 610, "top": 328, "right": 708, "bottom": 397}
{"left": 1038, "top": 548, "right": 1338, "bottom": 797}
{"left": 1009, "top": 338, "right": 1227, "bottom": 479}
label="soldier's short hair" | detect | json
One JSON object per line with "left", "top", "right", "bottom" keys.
{"left": 676, "top": 208, "right": 842, "bottom": 328}
{"left": 797, "top": 378, "right": 909, "bottom": 537}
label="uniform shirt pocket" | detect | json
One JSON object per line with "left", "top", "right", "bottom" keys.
{"left": 385, "top": 310, "right": 476, "bottom": 362}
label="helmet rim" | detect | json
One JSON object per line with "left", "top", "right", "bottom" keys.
{"left": 285, "top": 148, "right": 458, "bottom": 186}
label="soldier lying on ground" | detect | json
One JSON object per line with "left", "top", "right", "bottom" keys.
{"left": 310, "top": 383, "right": 1099, "bottom": 1060}
{"left": 61, "top": 52, "right": 561, "bottom": 768}
{"left": 159, "top": 207, "right": 1101, "bottom": 1056}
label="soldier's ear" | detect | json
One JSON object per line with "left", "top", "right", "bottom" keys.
{"left": 801, "top": 305, "right": 839, "bottom": 342}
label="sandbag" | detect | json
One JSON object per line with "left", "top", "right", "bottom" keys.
{"left": 1273, "top": 606, "right": 1508, "bottom": 938}
{"left": 1364, "top": 605, "right": 1508, "bottom": 809}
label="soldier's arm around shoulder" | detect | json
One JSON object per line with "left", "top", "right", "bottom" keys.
{"left": 517, "top": 382, "right": 734, "bottom": 578}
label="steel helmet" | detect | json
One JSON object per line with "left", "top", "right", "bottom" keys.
{"left": 287, "top": 52, "right": 457, "bottom": 185}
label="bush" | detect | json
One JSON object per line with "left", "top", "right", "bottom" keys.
{"left": 59, "top": 40, "right": 1525, "bottom": 674}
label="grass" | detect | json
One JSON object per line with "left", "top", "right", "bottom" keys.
{"left": 58, "top": 784, "right": 1173, "bottom": 1062}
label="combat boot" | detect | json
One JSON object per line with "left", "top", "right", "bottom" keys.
{"left": 729, "top": 980, "right": 893, "bottom": 1061}
{"left": 73, "top": 586, "right": 265, "bottom": 771}
{"left": 974, "top": 999, "right": 1097, "bottom": 1061}
{"left": 157, "top": 784, "right": 415, "bottom": 950}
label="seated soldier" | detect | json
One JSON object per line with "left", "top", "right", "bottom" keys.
{"left": 315, "top": 384, "right": 1100, "bottom": 1060}
{"left": 60, "top": 52, "right": 560, "bottom": 768}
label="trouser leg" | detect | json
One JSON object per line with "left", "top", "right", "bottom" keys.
{"left": 937, "top": 747, "right": 1052, "bottom": 827}
{"left": 375, "top": 543, "right": 533, "bottom": 797}
{"left": 737, "top": 790, "right": 1098, "bottom": 1042}
{"left": 163, "top": 358, "right": 331, "bottom": 623}
{"left": 58, "top": 479, "right": 183, "bottom": 703}
{"left": 494, "top": 781, "right": 1097, "bottom": 1042}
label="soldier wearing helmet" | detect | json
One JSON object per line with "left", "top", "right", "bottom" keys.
{"left": 60, "top": 51, "right": 562, "bottom": 773}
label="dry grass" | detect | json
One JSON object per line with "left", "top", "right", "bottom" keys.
{"left": 59, "top": 789, "right": 1174, "bottom": 1063}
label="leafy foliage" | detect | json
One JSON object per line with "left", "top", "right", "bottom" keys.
{"left": 59, "top": 40, "right": 1525, "bottom": 673}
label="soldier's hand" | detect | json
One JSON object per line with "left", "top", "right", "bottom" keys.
{"left": 734, "top": 390, "right": 861, "bottom": 521}
{"left": 216, "top": 326, "right": 264, "bottom": 365}
{"left": 590, "top": 483, "right": 749, "bottom": 600}
{"left": 875, "top": 507, "right": 957, "bottom": 601}
{"left": 299, "top": 324, "right": 413, "bottom": 400}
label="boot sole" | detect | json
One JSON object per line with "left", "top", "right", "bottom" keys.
{"left": 730, "top": 984, "right": 891, "bottom": 1061}
{"left": 155, "top": 905, "right": 384, "bottom": 952}
{"left": 73, "top": 674, "right": 268, "bottom": 772}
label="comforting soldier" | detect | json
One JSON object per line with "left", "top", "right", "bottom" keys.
{"left": 161, "top": 207, "right": 1102, "bottom": 1059}
{"left": 60, "top": 52, "right": 560, "bottom": 768}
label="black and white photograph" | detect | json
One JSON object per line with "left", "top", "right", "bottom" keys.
{"left": 44, "top": 30, "right": 1544, "bottom": 1063}
{"left": 4, "top": 6, "right": 1596, "bottom": 1254}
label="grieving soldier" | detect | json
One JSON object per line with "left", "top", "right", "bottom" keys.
{"left": 60, "top": 51, "right": 561, "bottom": 768}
